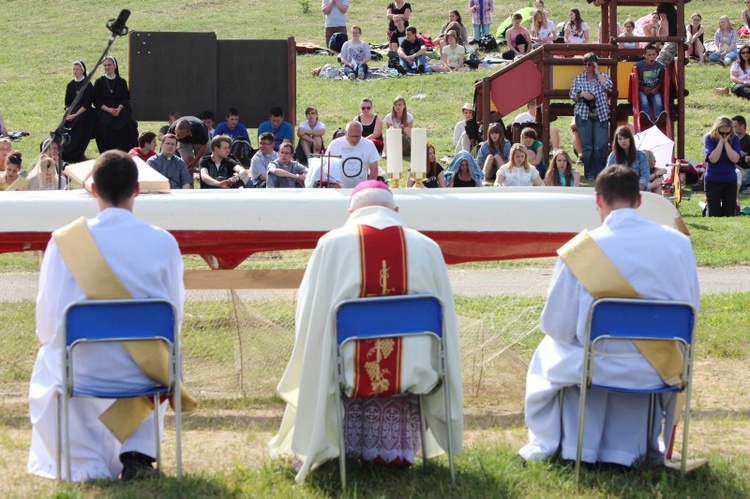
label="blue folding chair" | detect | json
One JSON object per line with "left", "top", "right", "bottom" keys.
{"left": 333, "top": 294, "right": 455, "bottom": 490}
{"left": 575, "top": 297, "right": 696, "bottom": 485}
{"left": 57, "top": 299, "right": 182, "bottom": 482}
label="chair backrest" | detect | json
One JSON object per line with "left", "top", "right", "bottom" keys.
{"left": 334, "top": 294, "right": 443, "bottom": 346}
{"left": 64, "top": 299, "right": 176, "bottom": 346}
{"left": 587, "top": 298, "right": 694, "bottom": 345}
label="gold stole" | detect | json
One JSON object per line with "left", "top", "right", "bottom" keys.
{"left": 558, "top": 230, "right": 684, "bottom": 387}
{"left": 53, "top": 217, "right": 197, "bottom": 442}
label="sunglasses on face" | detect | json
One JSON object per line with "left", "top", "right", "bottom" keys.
{"left": 361, "top": 106, "right": 371, "bottom": 110}
{"left": 719, "top": 131, "right": 731, "bottom": 137}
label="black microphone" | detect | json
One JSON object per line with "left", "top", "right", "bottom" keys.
{"left": 106, "top": 9, "right": 131, "bottom": 37}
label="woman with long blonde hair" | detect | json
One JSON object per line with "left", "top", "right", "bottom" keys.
{"left": 703, "top": 115, "right": 741, "bottom": 216}
{"left": 495, "top": 143, "right": 544, "bottom": 186}
{"left": 709, "top": 16, "right": 738, "bottom": 66}
{"left": 530, "top": 9, "right": 556, "bottom": 47}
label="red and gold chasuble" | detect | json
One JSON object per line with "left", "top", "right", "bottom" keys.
{"left": 350, "top": 225, "right": 408, "bottom": 398}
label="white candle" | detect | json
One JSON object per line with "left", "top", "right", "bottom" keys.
{"left": 386, "top": 128, "right": 403, "bottom": 176}
{"left": 411, "top": 128, "right": 427, "bottom": 174}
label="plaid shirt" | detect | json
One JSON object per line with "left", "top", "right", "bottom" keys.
{"left": 570, "top": 71, "right": 613, "bottom": 122}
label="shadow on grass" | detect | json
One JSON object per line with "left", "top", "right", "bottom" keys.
{"left": 292, "top": 447, "right": 750, "bottom": 497}
{"left": 307, "top": 456, "right": 498, "bottom": 498}
{"left": 55, "top": 473, "right": 245, "bottom": 498}
{"left": 571, "top": 459, "right": 750, "bottom": 498}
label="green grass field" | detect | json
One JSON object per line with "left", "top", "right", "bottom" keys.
{"left": 3, "top": 1, "right": 750, "bottom": 496}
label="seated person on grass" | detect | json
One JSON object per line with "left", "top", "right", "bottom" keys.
{"left": 398, "top": 26, "right": 430, "bottom": 74}
{"left": 127, "top": 131, "right": 157, "bottom": 163}
{"left": 257, "top": 107, "right": 294, "bottom": 151}
{"left": 297, "top": 106, "right": 326, "bottom": 164}
{"left": 267, "top": 142, "right": 307, "bottom": 188}
{"left": 521, "top": 127, "right": 547, "bottom": 179}
{"left": 340, "top": 25, "right": 372, "bottom": 80}
{"left": 146, "top": 134, "right": 192, "bottom": 190}
{"left": 433, "top": 31, "right": 466, "bottom": 73}
{"left": 198, "top": 111, "right": 216, "bottom": 137}
{"left": 199, "top": 135, "right": 248, "bottom": 189}
{"left": 250, "top": 132, "right": 278, "bottom": 187}
{"left": 213, "top": 108, "right": 250, "bottom": 141}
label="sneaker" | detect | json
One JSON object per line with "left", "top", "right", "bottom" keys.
{"left": 347, "top": 73, "right": 356, "bottom": 80}
{"left": 357, "top": 69, "right": 365, "bottom": 80}
{"left": 638, "top": 111, "right": 651, "bottom": 126}
{"left": 395, "top": 65, "right": 407, "bottom": 75}
{"left": 417, "top": 64, "right": 425, "bottom": 74}
{"left": 655, "top": 110, "right": 668, "bottom": 127}
{"left": 120, "top": 451, "right": 157, "bottom": 481}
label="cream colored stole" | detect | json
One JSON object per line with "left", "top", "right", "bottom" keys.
{"left": 558, "top": 230, "right": 684, "bottom": 387}
{"left": 53, "top": 217, "right": 197, "bottom": 442}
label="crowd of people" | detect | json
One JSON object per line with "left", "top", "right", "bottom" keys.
{"left": 2, "top": 3, "right": 750, "bottom": 217}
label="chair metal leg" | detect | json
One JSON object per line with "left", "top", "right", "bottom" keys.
{"left": 681, "top": 385, "right": 691, "bottom": 475}
{"left": 175, "top": 377, "right": 182, "bottom": 480}
{"left": 442, "top": 357, "right": 455, "bottom": 485}
{"left": 575, "top": 384, "right": 588, "bottom": 489}
{"left": 153, "top": 394, "right": 161, "bottom": 475}
{"left": 62, "top": 386, "right": 71, "bottom": 482}
{"left": 336, "top": 389, "right": 346, "bottom": 490}
{"left": 646, "top": 393, "right": 656, "bottom": 463}
{"left": 418, "top": 395, "right": 428, "bottom": 466}
{"left": 55, "top": 392, "right": 61, "bottom": 481}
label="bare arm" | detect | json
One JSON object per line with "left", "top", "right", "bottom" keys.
{"left": 368, "top": 161, "right": 378, "bottom": 180}
{"left": 730, "top": 69, "right": 747, "bottom": 86}
{"left": 367, "top": 116, "right": 383, "bottom": 139}
{"left": 200, "top": 167, "right": 221, "bottom": 187}
{"left": 527, "top": 147, "right": 542, "bottom": 167}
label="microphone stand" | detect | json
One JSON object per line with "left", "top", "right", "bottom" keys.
{"left": 50, "top": 11, "right": 130, "bottom": 190}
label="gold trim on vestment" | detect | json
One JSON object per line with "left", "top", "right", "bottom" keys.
{"left": 52, "top": 217, "right": 197, "bottom": 443}
{"left": 558, "top": 230, "right": 683, "bottom": 387}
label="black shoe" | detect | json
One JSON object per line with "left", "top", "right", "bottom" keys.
{"left": 395, "top": 64, "right": 407, "bottom": 75}
{"left": 120, "top": 451, "right": 157, "bottom": 481}
{"left": 639, "top": 111, "right": 651, "bottom": 126}
{"left": 655, "top": 110, "right": 668, "bottom": 127}
{"left": 417, "top": 63, "right": 425, "bottom": 74}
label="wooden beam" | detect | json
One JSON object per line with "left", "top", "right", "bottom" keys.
{"left": 184, "top": 269, "right": 305, "bottom": 290}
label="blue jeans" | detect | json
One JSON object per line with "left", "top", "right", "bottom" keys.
{"left": 473, "top": 23, "right": 491, "bottom": 40}
{"left": 575, "top": 115, "right": 609, "bottom": 179}
{"left": 399, "top": 54, "right": 429, "bottom": 73}
{"left": 709, "top": 49, "right": 738, "bottom": 64}
{"left": 639, "top": 91, "right": 663, "bottom": 118}
{"left": 343, "top": 63, "right": 369, "bottom": 77}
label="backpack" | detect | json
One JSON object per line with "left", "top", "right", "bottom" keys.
{"left": 417, "top": 34, "right": 435, "bottom": 49}
{"left": 328, "top": 32, "right": 348, "bottom": 53}
{"left": 464, "top": 52, "right": 481, "bottom": 69}
{"left": 479, "top": 34, "right": 498, "bottom": 51}
{"left": 229, "top": 139, "right": 255, "bottom": 168}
